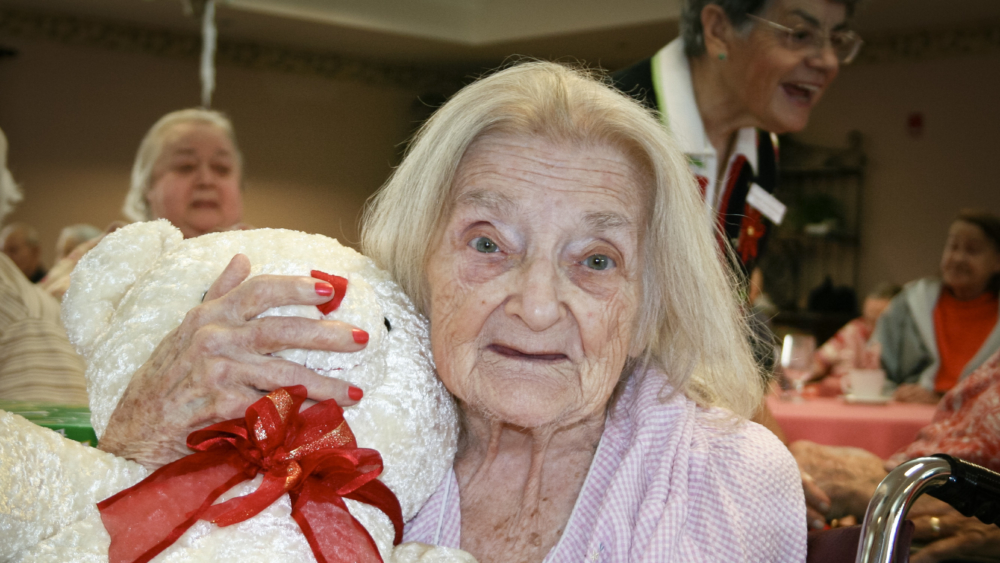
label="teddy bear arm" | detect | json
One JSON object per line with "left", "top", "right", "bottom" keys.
{"left": 0, "top": 411, "right": 147, "bottom": 561}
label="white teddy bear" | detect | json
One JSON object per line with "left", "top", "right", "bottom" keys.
{"left": 0, "top": 221, "right": 474, "bottom": 563}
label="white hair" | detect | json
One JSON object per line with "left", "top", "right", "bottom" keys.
{"left": 0, "top": 127, "right": 24, "bottom": 228}
{"left": 56, "top": 223, "right": 103, "bottom": 259}
{"left": 362, "top": 61, "right": 762, "bottom": 419}
{"left": 121, "top": 109, "right": 242, "bottom": 222}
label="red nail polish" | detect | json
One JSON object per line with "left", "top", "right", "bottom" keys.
{"left": 348, "top": 386, "right": 364, "bottom": 401}
{"left": 315, "top": 282, "right": 333, "bottom": 296}
{"left": 352, "top": 328, "right": 369, "bottom": 344}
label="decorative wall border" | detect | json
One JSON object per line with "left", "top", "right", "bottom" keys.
{"left": 856, "top": 23, "right": 1000, "bottom": 65}
{"left": 0, "top": 7, "right": 465, "bottom": 92}
{"left": 3, "top": 5, "right": 999, "bottom": 83}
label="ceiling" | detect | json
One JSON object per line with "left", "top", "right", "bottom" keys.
{"left": 2, "top": 0, "right": 1000, "bottom": 71}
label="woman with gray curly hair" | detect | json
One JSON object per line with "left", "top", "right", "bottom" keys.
{"left": 99, "top": 62, "right": 807, "bottom": 561}
{"left": 614, "top": 0, "right": 862, "bottom": 273}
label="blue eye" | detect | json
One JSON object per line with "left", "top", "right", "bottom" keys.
{"left": 584, "top": 254, "right": 614, "bottom": 270}
{"left": 473, "top": 237, "right": 498, "bottom": 253}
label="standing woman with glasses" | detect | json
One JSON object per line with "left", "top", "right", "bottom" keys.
{"left": 613, "top": 0, "right": 862, "bottom": 274}
{"left": 614, "top": 1, "right": 862, "bottom": 531}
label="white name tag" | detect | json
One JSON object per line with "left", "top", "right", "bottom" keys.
{"left": 746, "top": 183, "right": 786, "bottom": 225}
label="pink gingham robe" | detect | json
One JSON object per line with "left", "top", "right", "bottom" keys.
{"left": 404, "top": 368, "right": 808, "bottom": 562}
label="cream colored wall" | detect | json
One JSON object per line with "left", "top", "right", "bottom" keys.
{"left": 0, "top": 36, "right": 421, "bottom": 268}
{"left": 4, "top": 34, "right": 1000, "bottom": 297}
{"left": 795, "top": 52, "right": 1000, "bottom": 297}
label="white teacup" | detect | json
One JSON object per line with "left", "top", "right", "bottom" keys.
{"left": 841, "top": 368, "right": 887, "bottom": 399}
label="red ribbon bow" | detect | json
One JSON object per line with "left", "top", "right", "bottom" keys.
{"left": 97, "top": 386, "right": 403, "bottom": 563}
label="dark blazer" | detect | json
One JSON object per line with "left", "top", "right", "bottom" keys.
{"left": 611, "top": 57, "right": 780, "bottom": 276}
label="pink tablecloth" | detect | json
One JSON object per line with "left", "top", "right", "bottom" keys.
{"left": 766, "top": 395, "right": 938, "bottom": 459}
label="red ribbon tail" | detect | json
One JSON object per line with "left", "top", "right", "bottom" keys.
{"left": 345, "top": 479, "right": 404, "bottom": 546}
{"left": 98, "top": 451, "right": 248, "bottom": 563}
{"left": 201, "top": 470, "right": 291, "bottom": 526}
{"left": 291, "top": 480, "right": 385, "bottom": 563}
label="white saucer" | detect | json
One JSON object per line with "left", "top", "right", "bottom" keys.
{"left": 843, "top": 394, "right": 891, "bottom": 405}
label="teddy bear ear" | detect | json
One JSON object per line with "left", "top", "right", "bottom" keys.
{"left": 62, "top": 220, "right": 183, "bottom": 357}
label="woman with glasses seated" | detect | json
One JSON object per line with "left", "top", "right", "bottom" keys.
{"left": 613, "top": 0, "right": 862, "bottom": 274}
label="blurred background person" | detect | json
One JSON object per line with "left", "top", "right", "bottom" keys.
{"left": 122, "top": 108, "right": 245, "bottom": 239}
{"left": 613, "top": 0, "right": 861, "bottom": 275}
{"left": 41, "top": 108, "right": 248, "bottom": 301}
{"left": 809, "top": 282, "right": 901, "bottom": 395}
{"left": 0, "top": 222, "right": 46, "bottom": 282}
{"left": 615, "top": 0, "right": 861, "bottom": 438}
{"left": 54, "top": 223, "right": 102, "bottom": 261}
{"left": 0, "top": 126, "right": 88, "bottom": 405}
{"left": 874, "top": 210, "right": 1000, "bottom": 404}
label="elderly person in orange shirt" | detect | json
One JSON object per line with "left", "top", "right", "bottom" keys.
{"left": 873, "top": 210, "right": 1000, "bottom": 404}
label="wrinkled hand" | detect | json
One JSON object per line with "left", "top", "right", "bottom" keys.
{"left": 910, "top": 510, "right": 1000, "bottom": 563}
{"left": 98, "top": 254, "right": 368, "bottom": 470}
{"left": 801, "top": 471, "right": 831, "bottom": 530}
{"left": 790, "top": 440, "right": 887, "bottom": 520}
{"left": 795, "top": 443, "right": 833, "bottom": 530}
{"left": 892, "top": 384, "right": 940, "bottom": 404}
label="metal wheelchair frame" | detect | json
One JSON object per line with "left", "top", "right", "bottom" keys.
{"left": 857, "top": 454, "right": 1000, "bottom": 563}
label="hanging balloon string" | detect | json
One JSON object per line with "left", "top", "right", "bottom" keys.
{"left": 200, "top": 0, "right": 217, "bottom": 108}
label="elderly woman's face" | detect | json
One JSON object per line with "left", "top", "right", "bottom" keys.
{"left": 146, "top": 122, "right": 242, "bottom": 239}
{"left": 425, "top": 132, "right": 647, "bottom": 429}
{"left": 725, "top": 0, "right": 847, "bottom": 133}
{"left": 941, "top": 220, "right": 1000, "bottom": 298}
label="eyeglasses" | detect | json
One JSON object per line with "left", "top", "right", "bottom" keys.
{"left": 747, "top": 14, "right": 864, "bottom": 64}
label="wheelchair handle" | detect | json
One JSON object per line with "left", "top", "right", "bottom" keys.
{"left": 857, "top": 455, "right": 1000, "bottom": 563}
{"left": 927, "top": 454, "right": 1000, "bottom": 525}
{"left": 856, "top": 456, "right": 952, "bottom": 563}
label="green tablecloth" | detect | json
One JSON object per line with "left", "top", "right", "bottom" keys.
{"left": 0, "top": 401, "right": 97, "bottom": 446}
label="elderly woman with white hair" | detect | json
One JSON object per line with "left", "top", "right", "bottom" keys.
{"left": 40, "top": 109, "right": 246, "bottom": 300}
{"left": 97, "top": 62, "right": 806, "bottom": 561}
{"left": 122, "top": 108, "right": 245, "bottom": 239}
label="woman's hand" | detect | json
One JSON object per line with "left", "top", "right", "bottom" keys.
{"left": 98, "top": 254, "right": 368, "bottom": 470}
{"left": 790, "top": 440, "right": 887, "bottom": 520}
{"left": 910, "top": 511, "right": 1000, "bottom": 563}
{"left": 801, "top": 471, "right": 831, "bottom": 530}
{"left": 892, "top": 384, "right": 940, "bottom": 404}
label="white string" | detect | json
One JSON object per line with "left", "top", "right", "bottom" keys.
{"left": 200, "top": 0, "right": 217, "bottom": 108}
